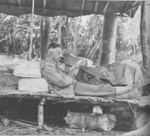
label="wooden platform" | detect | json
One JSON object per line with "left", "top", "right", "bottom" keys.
{"left": 0, "top": 90, "right": 150, "bottom": 129}
{"left": 0, "top": 90, "right": 149, "bottom": 106}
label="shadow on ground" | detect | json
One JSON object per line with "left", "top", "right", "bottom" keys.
{"left": 0, "top": 122, "right": 125, "bottom": 136}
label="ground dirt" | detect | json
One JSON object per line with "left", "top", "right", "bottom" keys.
{"left": 0, "top": 122, "right": 125, "bottom": 136}
{"left": 0, "top": 99, "right": 129, "bottom": 136}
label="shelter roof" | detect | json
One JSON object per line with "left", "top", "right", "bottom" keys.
{"left": 0, "top": 0, "right": 141, "bottom": 17}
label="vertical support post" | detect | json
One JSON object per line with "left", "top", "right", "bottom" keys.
{"left": 40, "top": 16, "right": 44, "bottom": 59}
{"left": 140, "top": 1, "right": 150, "bottom": 73}
{"left": 29, "top": 0, "right": 35, "bottom": 60}
{"left": 73, "top": 20, "right": 77, "bottom": 55}
{"left": 40, "top": 17, "right": 51, "bottom": 60}
{"left": 128, "top": 103, "right": 138, "bottom": 130}
{"left": 40, "top": 0, "right": 51, "bottom": 60}
{"left": 58, "top": 16, "right": 62, "bottom": 46}
{"left": 101, "top": 14, "right": 118, "bottom": 65}
{"left": 38, "top": 98, "right": 45, "bottom": 129}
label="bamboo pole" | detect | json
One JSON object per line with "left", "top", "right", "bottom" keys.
{"left": 29, "top": 0, "right": 35, "bottom": 60}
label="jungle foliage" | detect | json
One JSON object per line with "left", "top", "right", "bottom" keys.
{"left": 0, "top": 8, "right": 141, "bottom": 61}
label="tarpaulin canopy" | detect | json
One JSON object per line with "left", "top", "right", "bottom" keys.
{"left": 0, "top": 0, "right": 141, "bottom": 17}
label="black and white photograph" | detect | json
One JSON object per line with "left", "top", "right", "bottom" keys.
{"left": 0, "top": 0, "right": 150, "bottom": 135}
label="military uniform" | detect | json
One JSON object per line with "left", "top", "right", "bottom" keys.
{"left": 40, "top": 60, "right": 116, "bottom": 98}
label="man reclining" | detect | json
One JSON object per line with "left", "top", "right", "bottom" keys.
{"left": 40, "top": 43, "right": 139, "bottom": 99}
{"left": 63, "top": 53, "right": 150, "bottom": 100}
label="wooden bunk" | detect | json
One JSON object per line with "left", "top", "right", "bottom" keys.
{"left": 0, "top": 90, "right": 149, "bottom": 129}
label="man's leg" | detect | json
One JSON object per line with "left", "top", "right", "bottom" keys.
{"left": 74, "top": 82, "right": 134, "bottom": 97}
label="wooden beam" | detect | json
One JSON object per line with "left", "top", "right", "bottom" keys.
{"left": 0, "top": 93, "right": 139, "bottom": 108}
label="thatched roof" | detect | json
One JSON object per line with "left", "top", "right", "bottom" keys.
{"left": 0, "top": 0, "right": 141, "bottom": 17}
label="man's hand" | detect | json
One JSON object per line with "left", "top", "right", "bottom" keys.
{"left": 69, "top": 59, "right": 83, "bottom": 71}
{"left": 67, "top": 70, "right": 75, "bottom": 79}
{"left": 128, "top": 81, "right": 139, "bottom": 90}
{"left": 69, "top": 59, "right": 86, "bottom": 72}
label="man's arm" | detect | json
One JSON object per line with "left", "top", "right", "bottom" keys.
{"left": 44, "top": 66, "right": 74, "bottom": 87}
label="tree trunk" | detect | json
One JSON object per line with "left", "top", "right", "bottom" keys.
{"left": 40, "top": 16, "right": 44, "bottom": 59}
{"left": 66, "top": 16, "right": 69, "bottom": 38}
{"left": 29, "top": 0, "right": 35, "bottom": 60}
{"left": 140, "top": 1, "right": 150, "bottom": 73}
{"left": 64, "top": 111, "right": 116, "bottom": 131}
{"left": 65, "top": 16, "right": 69, "bottom": 49}
{"left": 73, "top": 20, "right": 78, "bottom": 55}
{"left": 40, "top": 17, "right": 51, "bottom": 60}
{"left": 58, "top": 16, "right": 62, "bottom": 46}
{"left": 101, "top": 14, "right": 118, "bottom": 65}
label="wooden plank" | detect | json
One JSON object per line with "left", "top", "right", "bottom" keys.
{"left": 0, "top": 91, "right": 140, "bottom": 108}
{"left": 0, "top": 89, "right": 149, "bottom": 107}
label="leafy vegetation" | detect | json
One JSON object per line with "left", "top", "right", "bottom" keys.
{"left": 0, "top": 9, "right": 141, "bottom": 62}
{"left": 0, "top": 14, "right": 40, "bottom": 59}
{"left": 116, "top": 7, "right": 141, "bottom": 61}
